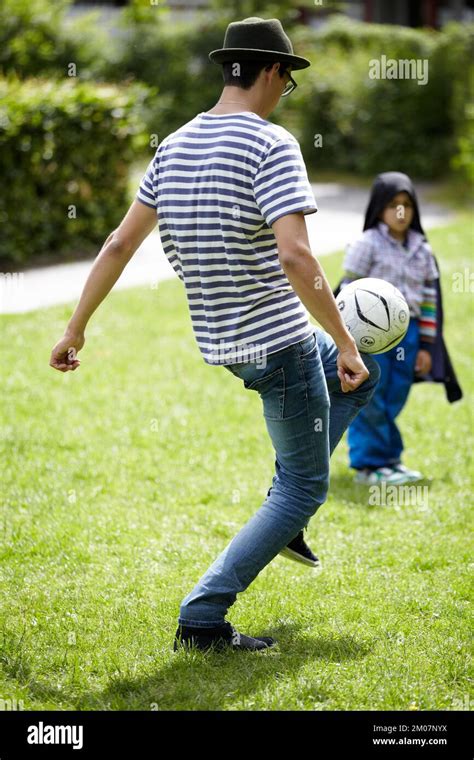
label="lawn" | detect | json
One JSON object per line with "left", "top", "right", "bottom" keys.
{"left": 0, "top": 217, "right": 472, "bottom": 711}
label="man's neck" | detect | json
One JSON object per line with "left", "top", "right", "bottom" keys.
{"left": 206, "top": 88, "right": 267, "bottom": 118}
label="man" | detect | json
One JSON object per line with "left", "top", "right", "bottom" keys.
{"left": 50, "top": 17, "right": 380, "bottom": 652}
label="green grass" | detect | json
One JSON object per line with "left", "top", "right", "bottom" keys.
{"left": 422, "top": 177, "right": 474, "bottom": 212}
{"left": 0, "top": 218, "right": 472, "bottom": 711}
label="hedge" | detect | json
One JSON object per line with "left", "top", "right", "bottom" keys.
{"left": 3, "top": 3, "right": 471, "bottom": 184}
{"left": 0, "top": 78, "right": 148, "bottom": 266}
{"left": 98, "top": 12, "right": 230, "bottom": 138}
{"left": 94, "top": 12, "right": 474, "bottom": 182}
{"left": 290, "top": 18, "right": 474, "bottom": 180}
{"left": 0, "top": 0, "right": 77, "bottom": 79}
{"left": 1, "top": 4, "right": 472, "bottom": 268}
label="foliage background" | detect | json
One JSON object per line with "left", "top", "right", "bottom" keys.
{"left": 0, "top": 0, "right": 472, "bottom": 264}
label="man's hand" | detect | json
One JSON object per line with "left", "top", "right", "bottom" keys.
{"left": 415, "top": 349, "right": 432, "bottom": 375}
{"left": 337, "top": 341, "right": 370, "bottom": 392}
{"left": 49, "top": 332, "right": 85, "bottom": 372}
{"left": 48, "top": 199, "right": 157, "bottom": 375}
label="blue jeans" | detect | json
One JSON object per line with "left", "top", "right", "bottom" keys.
{"left": 178, "top": 327, "right": 380, "bottom": 627}
{"left": 348, "top": 319, "right": 420, "bottom": 469}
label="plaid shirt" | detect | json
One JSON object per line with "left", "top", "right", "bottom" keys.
{"left": 344, "top": 221, "right": 438, "bottom": 318}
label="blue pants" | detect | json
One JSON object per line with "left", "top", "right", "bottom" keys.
{"left": 348, "top": 319, "right": 420, "bottom": 469}
{"left": 178, "top": 328, "right": 380, "bottom": 627}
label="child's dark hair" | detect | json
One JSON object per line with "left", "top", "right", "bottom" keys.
{"left": 363, "top": 171, "right": 426, "bottom": 238}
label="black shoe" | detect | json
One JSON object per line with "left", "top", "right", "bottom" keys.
{"left": 279, "top": 530, "right": 321, "bottom": 569}
{"left": 173, "top": 621, "right": 276, "bottom": 652}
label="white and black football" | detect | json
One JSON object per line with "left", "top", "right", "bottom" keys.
{"left": 336, "top": 277, "right": 410, "bottom": 354}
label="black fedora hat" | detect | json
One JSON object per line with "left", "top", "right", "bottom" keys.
{"left": 209, "top": 17, "right": 311, "bottom": 71}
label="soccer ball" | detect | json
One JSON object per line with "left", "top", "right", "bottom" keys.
{"left": 335, "top": 277, "right": 410, "bottom": 354}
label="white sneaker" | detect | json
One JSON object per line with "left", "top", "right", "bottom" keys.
{"left": 391, "top": 463, "right": 423, "bottom": 482}
{"left": 354, "top": 467, "right": 408, "bottom": 485}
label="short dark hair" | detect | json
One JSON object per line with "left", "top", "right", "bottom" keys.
{"left": 221, "top": 60, "right": 290, "bottom": 90}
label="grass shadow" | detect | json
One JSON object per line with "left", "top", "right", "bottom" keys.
{"left": 81, "top": 623, "right": 374, "bottom": 711}
{"left": 328, "top": 471, "right": 435, "bottom": 510}
{"left": 328, "top": 471, "right": 374, "bottom": 506}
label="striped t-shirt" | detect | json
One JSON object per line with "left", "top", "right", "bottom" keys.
{"left": 136, "top": 110, "right": 317, "bottom": 365}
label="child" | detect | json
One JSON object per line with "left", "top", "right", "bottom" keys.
{"left": 340, "top": 171, "right": 461, "bottom": 485}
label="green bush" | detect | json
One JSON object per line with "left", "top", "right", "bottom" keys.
{"left": 99, "top": 12, "right": 472, "bottom": 182}
{"left": 0, "top": 77, "right": 149, "bottom": 266}
{"left": 441, "top": 23, "right": 474, "bottom": 185}
{"left": 2, "top": 4, "right": 472, "bottom": 269}
{"left": 5, "top": 2, "right": 470, "bottom": 183}
{"left": 0, "top": 0, "right": 115, "bottom": 83}
{"left": 296, "top": 17, "right": 474, "bottom": 180}
{"left": 98, "top": 10, "right": 229, "bottom": 137}
{"left": 0, "top": 0, "right": 75, "bottom": 78}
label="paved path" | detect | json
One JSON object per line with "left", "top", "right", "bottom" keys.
{"left": 0, "top": 182, "right": 454, "bottom": 314}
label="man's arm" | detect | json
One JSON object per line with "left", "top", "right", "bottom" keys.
{"left": 49, "top": 199, "right": 157, "bottom": 372}
{"left": 272, "top": 212, "right": 369, "bottom": 392}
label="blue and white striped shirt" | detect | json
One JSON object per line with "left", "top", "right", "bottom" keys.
{"left": 136, "top": 111, "right": 317, "bottom": 365}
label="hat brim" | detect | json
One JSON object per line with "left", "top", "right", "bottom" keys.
{"left": 208, "top": 48, "right": 311, "bottom": 70}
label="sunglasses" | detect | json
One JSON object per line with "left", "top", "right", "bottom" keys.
{"left": 281, "top": 70, "right": 297, "bottom": 97}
